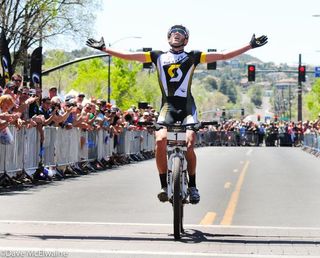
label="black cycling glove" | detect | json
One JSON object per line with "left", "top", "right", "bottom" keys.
{"left": 86, "top": 37, "right": 106, "bottom": 51}
{"left": 250, "top": 34, "right": 268, "bottom": 48}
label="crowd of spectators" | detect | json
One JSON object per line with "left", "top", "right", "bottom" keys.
{"left": 1, "top": 73, "right": 320, "bottom": 148}
{"left": 1, "top": 74, "right": 320, "bottom": 187}
{"left": 202, "top": 119, "right": 320, "bottom": 147}
{"left": 0, "top": 74, "right": 159, "bottom": 145}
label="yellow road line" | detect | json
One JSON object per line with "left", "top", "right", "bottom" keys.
{"left": 199, "top": 212, "right": 217, "bottom": 225}
{"left": 220, "top": 160, "right": 250, "bottom": 225}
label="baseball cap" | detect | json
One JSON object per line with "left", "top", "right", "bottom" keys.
{"left": 5, "top": 81, "right": 15, "bottom": 89}
{"left": 65, "top": 94, "right": 75, "bottom": 102}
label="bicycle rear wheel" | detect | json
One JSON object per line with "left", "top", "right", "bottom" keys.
{"left": 172, "top": 156, "right": 183, "bottom": 240}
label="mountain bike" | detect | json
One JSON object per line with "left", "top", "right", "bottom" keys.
{"left": 166, "top": 123, "right": 188, "bottom": 239}
{"left": 139, "top": 121, "right": 217, "bottom": 240}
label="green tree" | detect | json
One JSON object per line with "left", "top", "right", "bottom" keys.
{"left": 42, "top": 49, "right": 76, "bottom": 92}
{"left": 304, "top": 79, "right": 320, "bottom": 119}
{"left": 110, "top": 58, "right": 141, "bottom": 109}
{"left": 248, "top": 84, "right": 263, "bottom": 107}
{"left": 219, "top": 78, "right": 237, "bottom": 104}
{"left": 135, "top": 71, "right": 161, "bottom": 110}
{"left": 203, "top": 76, "right": 218, "bottom": 91}
{"left": 192, "top": 82, "right": 228, "bottom": 120}
{"left": 69, "top": 58, "right": 108, "bottom": 99}
{"left": 1, "top": 0, "right": 101, "bottom": 69}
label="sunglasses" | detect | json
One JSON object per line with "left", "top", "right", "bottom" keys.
{"left": 14, "top": 79, "right": 22, "bottom": 82}
{"left": 169, "top": 28, "right": 187, "bottom": 37}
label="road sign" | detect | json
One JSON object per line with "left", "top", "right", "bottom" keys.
{"left": 315, "top": 67, "right": 320, "bottom": 77}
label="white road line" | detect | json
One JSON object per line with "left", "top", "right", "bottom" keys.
{"left": 0, "top": 220, "right": 320, "bottom": 231}
{"left": 246, "top": 149, "right": 253, "bottom": 156}
{"left": 0, "top": 247, "right": 312, "bottom": 258}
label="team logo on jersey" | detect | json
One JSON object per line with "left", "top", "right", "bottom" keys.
{"left": 168, "top": 64, "right": 182, "bottom": 82}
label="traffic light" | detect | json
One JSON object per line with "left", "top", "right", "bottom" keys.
{"left": 143, "top": 48, "right": 152, "bottom": 69}
{"left": 298, "top": 65, "right": 306, "bottom": 82}
{"left": 207, "top": 49, "right": 217, "bottom": 70}
{"left": 241, "top": 108, "right": 245, "bottom": 116}
{"left": 222, "top": 108, "right": 226, "bottom": 117}
{"left": 247, "top": 65, "right": 256, "bottom": 82}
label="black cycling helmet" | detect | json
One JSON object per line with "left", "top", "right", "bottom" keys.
{"left": 167, "top": 25, "right": 189, "bottom": 39}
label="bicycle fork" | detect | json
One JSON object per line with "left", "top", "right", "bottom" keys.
{"left": 167, "top": 149, "right": 188, "bottom": 203}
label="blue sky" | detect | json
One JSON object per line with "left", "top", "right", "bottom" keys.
{"left": 93, "top": 0, "right": 320, "bottom": 66}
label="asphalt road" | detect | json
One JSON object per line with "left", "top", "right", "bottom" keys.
{"left": 1, "top": 147, "right": 320, "bottom": 257}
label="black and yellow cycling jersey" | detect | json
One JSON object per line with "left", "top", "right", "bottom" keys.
{"left": 145, "top": 50, "right": 206, "bottom": 125}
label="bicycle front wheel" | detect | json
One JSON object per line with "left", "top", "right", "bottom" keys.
{"left": 172, "top": 156, "right": 183, "bottom": 240}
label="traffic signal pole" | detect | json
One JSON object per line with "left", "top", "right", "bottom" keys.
{"left": 298, "top": 54, "right": 302, "bottom": 121}
{"left": 248, "top": 53, "right": 307, "bottom": 122}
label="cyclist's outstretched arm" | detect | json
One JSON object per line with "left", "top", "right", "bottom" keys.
{"left": 86, "top": 37, "right": 147, "bottom": 63}
{"left": 204, "top": 34, "right": 268, "bottom": 63}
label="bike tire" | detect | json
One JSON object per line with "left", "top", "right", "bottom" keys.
{"left": 172, "top": 156, "right": 183, "bottom": 240}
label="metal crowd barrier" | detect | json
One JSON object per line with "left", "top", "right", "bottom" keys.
{"left": 0, "top": 126, "right": 40, "bottom": 177}
{"left": 2, "top": 126, "right": 310, "bottom": 182}
{"left": 0, "top": 126, "right": 156, "bottom": 180}
{"left": 303, "top": 133, "right": 320, "bottom": 154}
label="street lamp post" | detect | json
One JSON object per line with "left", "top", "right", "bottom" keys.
{"left": 107, "top": 36, "right": 141, "bottom": 103}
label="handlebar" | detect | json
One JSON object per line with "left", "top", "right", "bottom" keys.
{"left": 137, "top": 121, "right": 219, "bottom": 131}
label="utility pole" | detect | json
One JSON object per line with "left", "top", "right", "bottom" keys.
{"left": 297, "top": 54, "right": 302, "bottom": 121}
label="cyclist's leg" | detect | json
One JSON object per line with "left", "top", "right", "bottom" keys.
{"left": 155, "top": 128, "right": 167, "bottom": 175}
{"left": 155, "top": 128, "right": 169, "bottom": 202}
{"left": 185, "top": 129, "right": 200, "bottom": 204}
{"left": 185, "top": 129, "right": 196, "bottom": 176}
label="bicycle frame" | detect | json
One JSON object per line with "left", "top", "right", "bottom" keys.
{"left": 136, "top": 120, "right": 218, "bottom": 240}
{"left": 164, "top": 125, "right": 189, "bottom": 240}
{"left": 166, "top": 128, "right": 188, "bottom": 203}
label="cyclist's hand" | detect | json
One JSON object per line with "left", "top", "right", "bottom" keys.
{"left": 250, "top": 34, "right": 268, "bottom": 48}
{"left": 86, "top": 37, "right": 106, "bottom": 51}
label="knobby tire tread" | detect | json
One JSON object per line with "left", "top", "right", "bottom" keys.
{"left": 173, "top": 157, "right": 182, "bottom": 240}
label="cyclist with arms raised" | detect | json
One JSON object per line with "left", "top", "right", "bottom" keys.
{"left": 86, "top": 25, "right": 268, "bottom": 204}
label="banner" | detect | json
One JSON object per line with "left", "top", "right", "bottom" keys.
{"left": 29, "top": 46, "right": 42, "bottom": 88}
{"left": 0, "top": 30, "right": 13, "bottom": 87}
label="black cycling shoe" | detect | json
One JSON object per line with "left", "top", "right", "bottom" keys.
{"left": 188, "top": 187, "right": 200, "bottom": 204}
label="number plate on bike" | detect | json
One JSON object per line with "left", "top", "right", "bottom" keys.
{"left": 167, "top": 132, "right": 186, "bottom": 141}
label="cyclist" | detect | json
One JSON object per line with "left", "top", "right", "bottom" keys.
{"left": 86, "top": 25, "right": 268, "bottom": 204}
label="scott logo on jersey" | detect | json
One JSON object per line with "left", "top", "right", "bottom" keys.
{"left": 168, "top": 64, "right": 182, "bottom": 82}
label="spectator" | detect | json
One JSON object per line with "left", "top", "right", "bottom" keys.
{"left": 76, "top": 93, "right": 85, "bottom": 104}
{"left": 3, "top": 81, "right": 16, "bottom": 99}
{"left": 11, "top": 73, "right": 23, "bottom": 94}
{"left": 65, "top": 94, "right": 76, "bottom": 103}
{"left": 0, "top": 94, "right": 22, "bottom": 144}
{"left": 17, "top": 86, "right": 30, "bottom": 119}
{"left": 49, "top": 96, "right": 72, "bottom": 127}
{"left": 49, "top": 86, "right": 58, "bottom": 99}
{"left": 37, "top": 97, "right": 54, "bottom": 125}
{"left": 29, "top": 88, "right": 41, "bottom": 119}
{"left": 139, "top": 111, "right": 153, "bottom": 123}
{"left": 63, "top": 98, "right": 78, "bottom": 129}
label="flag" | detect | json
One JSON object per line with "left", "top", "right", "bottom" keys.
{"left": 29, "top": 47, "right": 42, "bottom": 88}
{"left": 0, "top": 30, "right": 13, "bottom": 87}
